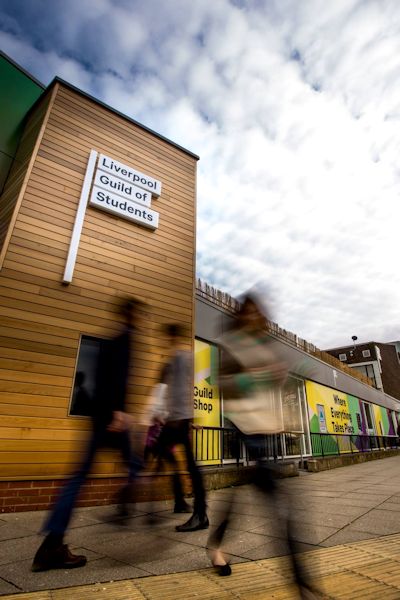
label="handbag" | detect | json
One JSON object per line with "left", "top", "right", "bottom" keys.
{"left": 145, "top": 422, "right": 163, "bottom": 452}
{"left": 218, "top": 331, "right": 287, "bottom": 435}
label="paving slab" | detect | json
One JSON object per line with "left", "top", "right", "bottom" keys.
{"left": 0, "top": 554, "right": 150, "bottom": 593}
{"left": 319, "top": 528, "right": 381, "bottom": 547}
{"left": 2, "top": 456, "right": 400, "bottom": 596}
{"left": 81, "top": 531, "right": 194, "bottom": 567}
{"left": 0, "top": 534, "right": 42, "bottom": 566}
{"left": 349, "top": 508, "right": 400, "bottom": 535}
{"left": 1, "top": 535, "right": 400, "bottom": 599}
{"left": 0, "top": 577, "right": 20, "bottom": 595}
{"left": 378, "top": 500, "right": 400, "bottom": 512}
{"left": 340, "top": 492, "right": 393, "bottom": 505}
{"left": 0, "top": 523, "right": 35, "bottom": 542}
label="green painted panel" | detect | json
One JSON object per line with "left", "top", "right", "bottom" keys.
{"left": 0, "top": 54, "right": 44, "bottom": 190}
{"left": 0, "top": 151, "right": 13, "bottom": 191}
{"left": 348, "top": 394, "right": 362, "bottom": 434}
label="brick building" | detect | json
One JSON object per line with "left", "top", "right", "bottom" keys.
{"left": 325, "top": 341, "right": 400, "bottom": 401}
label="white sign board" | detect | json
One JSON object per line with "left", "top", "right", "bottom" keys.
{"left": 89, "top": 186, "right": 159, "bottom": 229}
{"left": 63, "top": 150, "right": 161, "bottom": 284}
{"left": 94, "top": 170, "right": 152, "bottom": 206}
{"left": 98, "top": 153, "right": 162, "bottom": 197}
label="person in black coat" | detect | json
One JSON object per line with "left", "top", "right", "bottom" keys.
{"left": 31, "top": 297, "right": 144, "bottom": 573}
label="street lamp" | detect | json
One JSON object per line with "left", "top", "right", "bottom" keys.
{"left": 350, "top": 335, "right": 358, "bottom": 357}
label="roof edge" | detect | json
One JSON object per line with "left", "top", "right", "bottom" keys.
{"left": 49, "top": 77, "right": 200, "bottom": 161}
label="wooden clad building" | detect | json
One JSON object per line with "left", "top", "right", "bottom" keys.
{"left": 0, "top": 78, "right": 198, "bottom": 511}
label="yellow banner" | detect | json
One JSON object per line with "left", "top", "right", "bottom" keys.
{"left": 193, "top": 339, "right": 221, "bottom": 464}
{"left": 306, "top": 381, "right": 356, "bottom": 435}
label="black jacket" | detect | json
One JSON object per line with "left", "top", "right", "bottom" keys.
{"left": 93, "top": 327, "right": 132, "bottom": 429}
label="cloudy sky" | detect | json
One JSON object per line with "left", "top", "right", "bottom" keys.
{"left": 0, "top": 0, "right": 399, "bottom": 348}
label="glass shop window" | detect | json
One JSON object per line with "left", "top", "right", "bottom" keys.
{"left": 353, "top": 364, "right": 377, "bottom": 387}
{"left": 282, "top": 377, "right": 303, "bottom": 433}
{"left": 69, "top": 335, "right": 105, "bottom": 416}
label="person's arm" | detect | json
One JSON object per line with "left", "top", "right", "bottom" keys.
{"left": 107, "top": 410, "right": 133, "bottom": 432}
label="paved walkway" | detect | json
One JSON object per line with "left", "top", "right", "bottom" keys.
{"left": 2, "top": 534, "right": 400, "bottom": 599}
{"left": 2, "top": 456, "right": 400, "bottom": 598}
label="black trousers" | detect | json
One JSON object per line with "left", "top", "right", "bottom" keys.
{"left": 43, "top": 428, "right": 142, "bottom": 536}
{"left": 158, "top": 419, "right": 206, "bottom": 516}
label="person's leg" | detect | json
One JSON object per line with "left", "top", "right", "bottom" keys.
{"left": 205, "top": 430, "right": 243, "bottom": 575}
{"left": 175, "top": 420, "right": 209, "bottom": 532}
{"left": 158, "top": 423, "right": 189, "bottom": 511}
{"left": 115, "top": 429, "right": 143, "bottom": 514}
{"left": 32, "top": 429, "right": 102, "bottom": 572}
{"left": 44, "top": 434, "right": 99, "bottom": 534}
{"left": 252, "top": 436, "right": 312, "bottom": 596}
{"left": 206, "top": 484, "right": 233, "bottom": 576}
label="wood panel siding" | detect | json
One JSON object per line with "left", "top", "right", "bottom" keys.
{"left": 0, "top": 82, "right": 197, "bottom": 482}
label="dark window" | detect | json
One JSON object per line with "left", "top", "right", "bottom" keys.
{"left": 69, "top": 336, "right": 105, "bottom": 416}
{"left": 356, "top": 413, "right": 362, "bottom": 431}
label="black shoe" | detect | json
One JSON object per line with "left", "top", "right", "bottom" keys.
{"left": 32, "top": 543, "right": 87, "bottom": 572}
{"left": 207, "top": 548, "right": 232, "bottom": 576}
{"left": 175, "top": 513, "right": 209, "bottom": 532}
{"left": 174, "top": 501, "right": 192, "bottom": 513}
{"left": 214, "top": 563, "right": 232, "bottom": 576}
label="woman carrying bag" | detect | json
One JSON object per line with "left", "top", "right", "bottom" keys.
{"left": 206, "top": 293, "right": 318, "bottom": 599}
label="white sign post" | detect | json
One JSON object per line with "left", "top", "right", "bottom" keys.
{"left": 63, "top": 149, "right": 161, "bottom": 284}
{"left": 63, "top": 149, "right": 98, "bottom": 284}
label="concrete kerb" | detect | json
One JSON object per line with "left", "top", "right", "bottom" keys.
{"left": 306, "top": 448, "right": 400, "bottom": 472}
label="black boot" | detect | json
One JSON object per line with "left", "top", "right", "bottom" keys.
{"left": 175, "top": 513, "right": 209, "bottom": 532}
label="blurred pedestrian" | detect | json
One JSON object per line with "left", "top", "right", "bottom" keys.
{"left": 31, "top": 297, "right": 144, "bottom": 572}
{"left": 143, "top": 365, "right": 168, "bottom": 466}
{"left": 207, "top": 292, "right": 315, "bottom": 597}
{"left": 157, "top": 323, "right": 209, "bottom": 530}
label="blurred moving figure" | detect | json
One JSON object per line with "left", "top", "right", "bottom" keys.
{"left": 157, "top": 323, "right": 209, "bottom": 530}
{"left": 207, "top": 293, "right": 315, "bottom": 597}
{"left": 31, "top": 297, "right": 143, "bottom": 572}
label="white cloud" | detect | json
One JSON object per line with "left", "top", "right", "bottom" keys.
{"left": 1, "top": 0, "right": 399, "bottom": 347}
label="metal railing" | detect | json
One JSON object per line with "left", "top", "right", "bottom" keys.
{"left": 310, "top": 433, "right": 399, "bottom": 457}
{"left": 192, "top": 426, "right": 301, "bottom": 465}
{"left": 192, "top": 426, "right": 242, "bottom": 463}
{"left": 193, "top": 427, "right": 400, "bottom": 464}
